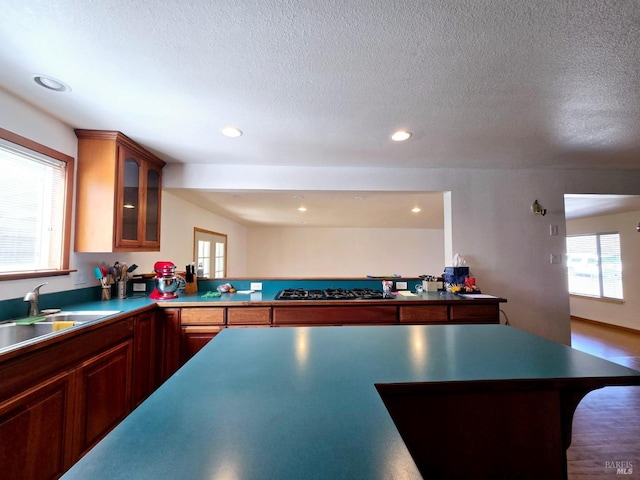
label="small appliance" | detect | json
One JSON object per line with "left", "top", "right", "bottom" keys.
{"left": 149, "top": 261, "right": 179, "bottom": 300}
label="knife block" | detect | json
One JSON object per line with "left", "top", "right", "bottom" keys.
{"left": 185, "top": 279, "right": 198, "bottom": 295}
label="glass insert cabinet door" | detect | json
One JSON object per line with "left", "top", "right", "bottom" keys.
{"left": 121, "top": 157, "right": 140, "bottom": 242}
{"left": 115, "top": 145, "right": 162, "bottom": 250}
{"left": 145, "top": 168, "right": 160, "bottom": 243}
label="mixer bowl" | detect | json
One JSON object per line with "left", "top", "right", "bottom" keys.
{"left": 156, "top": 277, "right": 179, "bottom": 295}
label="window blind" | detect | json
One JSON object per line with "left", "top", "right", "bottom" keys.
{"left": 0, "top": 139, "right": 66, "bottom": 273}
{"left": 566, "top": 233, "right": 622, "bottom": 300}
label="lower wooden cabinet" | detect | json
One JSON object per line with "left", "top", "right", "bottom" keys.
{"left": 132, "top": 310, "right": 157, "bottom": 407}
{"left": 180, "top": 307, "right": 225, "bottom": 325}
{"left": 227, "top": 307, "right": 270, "bottom": 326}
{"left": 0, "top": 298, "right": 504, "bottom": 480}
{"left": 181, "top": 326, "right": 222, "bottom": 364}
{"left": 0, "top": 370, "right": 75, "bottom": 480}
{"left": 157, "top": 308, "right": 181, "bottom": 384}
{"left": 399, "top": 305, "right": 448, "bottom": 323}
{"left": 272, "top": 306, "right": 397, "bottom": 325}
{"left": 449, "top": 304, "right": 499, "bottom": 324}
{"left": 72, "top": 340, "right": 132, "bottom": 459}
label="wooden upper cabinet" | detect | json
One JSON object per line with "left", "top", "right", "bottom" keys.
{"left": 74, "top": 130, "right": 165, "bottom": 252}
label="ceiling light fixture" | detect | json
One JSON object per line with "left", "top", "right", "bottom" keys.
{"left": 391, "top": 130, "right": 412, "bottom": 142}
{"left": 220, "top": 126, "right": 243, "bottom": 138}
{"left": 33, "top": 75, "right": 71, "bottom": 92}
{"left": 297, "top": 206, "right": 307, "bottom": 212}
{"left": 411, "top": 207, "right": 421, "bottom": 213}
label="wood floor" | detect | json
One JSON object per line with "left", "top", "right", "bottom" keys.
{"left": 567, "top": 319, "right": 640, "bottom": 479}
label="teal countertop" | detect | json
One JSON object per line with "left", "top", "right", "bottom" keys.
{"left": 61, "top": 324, "right": 640, "bottom": 480}
{"left": 0, "top": 288, "right": 504, "bottom": 356}
{"left": 158, "top": 289, "right": 502, "bottom": 305}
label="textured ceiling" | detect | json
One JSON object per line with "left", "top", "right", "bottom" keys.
{"left": 1, "top": 1, "right": 639, "bottom": 226}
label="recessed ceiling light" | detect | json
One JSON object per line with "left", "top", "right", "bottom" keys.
{"left": 33, "top": 75, "right": 71, "bottom": 92}
{"left": 220, "top": 126, "right": 243, "bottom": 138}
{"left": 411, "top": 207, "right": 421, "bottom": 213}
{"left": 354, "top": 196, "right": 365, "bottom": 200}
{"left": 391, "top": 130, "right": 412, "bottom": 142}
{"left": 297, "top": 206, "right": 307, "bottom": 212}
{"left": 292, "top": 195, "right": 304, "bottom": 200}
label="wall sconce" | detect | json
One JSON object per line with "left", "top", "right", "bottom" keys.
{"left": 636, "top": 222, "right": 640, "bottom": 232}
{"left": 531, "top": 200, "right": 547, "bottom": 216}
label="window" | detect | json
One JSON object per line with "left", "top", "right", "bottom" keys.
{"left": 566, "top": 233, "right": 622, "bottom": 299}
{"left": 0, "top": 128, "right": 74, "bottom": 280}
{"left": 194, "top": 227, "right": 227, "bottom": 278}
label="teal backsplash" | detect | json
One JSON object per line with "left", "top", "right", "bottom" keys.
{"left": 0, "top": 278, "right": 421, "bottom": 322}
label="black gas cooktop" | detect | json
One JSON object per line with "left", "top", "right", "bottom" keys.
{"left": 275, "top": 288, "right": 389, "bottom": 300}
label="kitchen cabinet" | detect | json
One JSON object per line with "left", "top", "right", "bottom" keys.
{"left": 179, "top": 308, "right": 225, "bottom": 364}
{"left": 272, "top": 305, "right": 397, "bottom": 326}
{"left": 449, "top": 304, "right": 499, "bottom": 324}
{"left": 0, "top": 315, "right": 134, "bottom": 480}
{"left": 71, "top": 340, "right": 132, "bottom": 459}
{"left": 227, "top": 307, "right": 271, "bottom": 326}
{"left": 157, "top": 309, "right": 181, "bottom": 383}
{"left": 132, "top": 310, "right": 157, "bottom": 407}
{"left": 399, "top": 305, "right": 448, "bottom": 323}
{"left": 74, "top": 130, "right": 165, "bottom": 252}
{"left": 181, "top": 326, "right": 222, "bottom": 364}
{"left": 0, "top": 370, "right": 75, "bottom": 480}
{"left": 180, "top": 307, "right": 225, "bottom": 325}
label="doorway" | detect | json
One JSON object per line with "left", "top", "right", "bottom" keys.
{"left": 194, "top": 227, "right": 227, "bottom": 278}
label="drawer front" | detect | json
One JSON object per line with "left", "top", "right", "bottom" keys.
{"left": 272, "top": 306, "right": 397, "bottom": 325}
{"left": 449, "top": 304, "right": 499, "bottom": 324}
{"left": 399, "top": 305, "right": 448, "bottom": 323}
{"left": 180, "top": 308, "right": 225, "bottom": 325}
{"left": 227, "top": 307, "right": 271, "bottom": 325}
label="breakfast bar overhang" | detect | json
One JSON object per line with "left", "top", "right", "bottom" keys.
{"left": 61, "top": 324, "right": 640, "bottom": 480}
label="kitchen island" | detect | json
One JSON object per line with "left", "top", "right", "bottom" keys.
{"left": 60, "top": 324, "right": 640, "bottom": 480}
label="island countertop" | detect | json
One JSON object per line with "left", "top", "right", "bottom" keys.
{"left": 60, "top": 324, "right": 640, "bottom": 480}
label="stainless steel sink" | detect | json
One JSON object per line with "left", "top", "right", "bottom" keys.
{"left": 43, "top": 310, "right": 121, "bottom": 323}
{"left": 0, "top": 310, "right": 121, "bottom": 351}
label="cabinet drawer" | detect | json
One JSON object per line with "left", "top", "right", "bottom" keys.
{"left": 273, "top": 306, "right": 397, "bottom": 325}
{"left": 449, "top": 304, "right": 499, "bottom": 324}
{"left": 227, "top": 307, "right": 271, "bottom": 325}
{"left": 399, "top": 305, "right": 448, "bottom": 323}
{"left": 180, "top": 308, "right": 225, "bottom": 325}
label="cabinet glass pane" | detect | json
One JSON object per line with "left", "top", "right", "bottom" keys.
{"left": 145, "top": 169, "right": 160, "bottom": 242}
{"left": 122, "top": 158, "right": 139, "bottom": 241}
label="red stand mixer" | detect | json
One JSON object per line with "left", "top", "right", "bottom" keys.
{"left": 149, "top": 261, "right": 179, "bottom": 300}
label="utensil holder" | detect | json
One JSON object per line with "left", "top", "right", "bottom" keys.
{"left": 101, "top": 286, "right": 111, "bottom": 301}
{"left": 116, "top": 281, "right": 126, "bottom": 299}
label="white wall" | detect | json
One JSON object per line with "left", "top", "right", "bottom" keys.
{"left": 165, "top": 164, "right": 640, "bottom": 345}
{"left": 567, "top": 210, "right": 640, "bottom": 332}
{"left": 0, "top": 89, "right": 247, "bottom": 302}
{"left": 246, "top": 227, "right": 444, "bottom": 277}
{"left": 6, "top": 86, "right": 640, "bottom": 344}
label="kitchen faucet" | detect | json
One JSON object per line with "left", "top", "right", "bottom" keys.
{"left": 24, "top": 282, "right": 48, "bottom": 317}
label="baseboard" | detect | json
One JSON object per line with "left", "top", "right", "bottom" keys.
{"left": 571, "top": 315, "right": 640, "bottom": 335}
